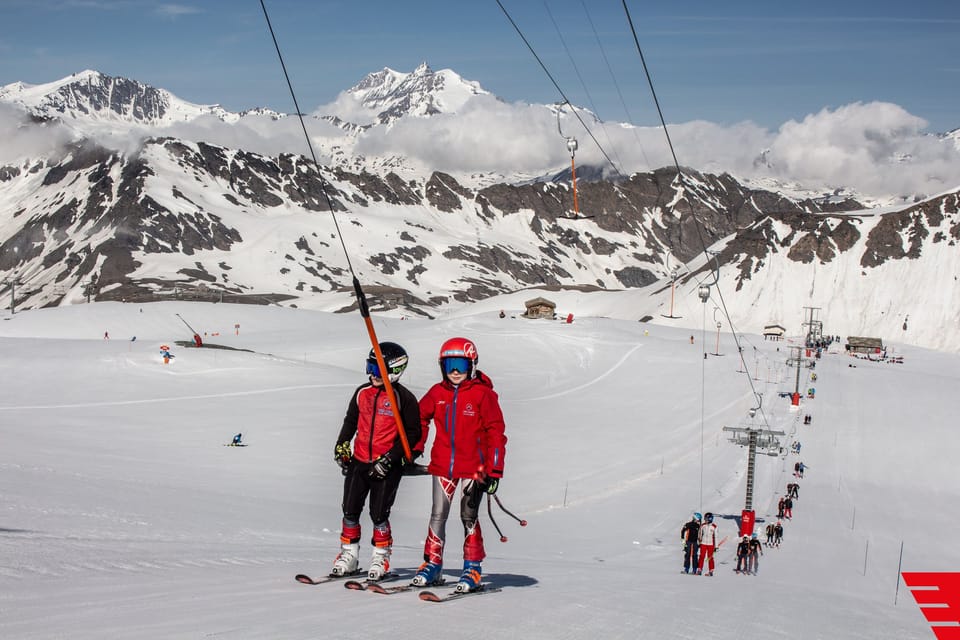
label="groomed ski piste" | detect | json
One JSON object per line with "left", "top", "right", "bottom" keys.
{"left": 1, "top": 300, "right": 957, "bottom": 639}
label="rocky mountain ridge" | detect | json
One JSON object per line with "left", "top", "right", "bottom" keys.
{"left": 2, "top": 69, "right": 959, "bottom": 351}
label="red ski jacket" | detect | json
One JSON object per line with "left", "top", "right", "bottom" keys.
{"left": 416, "top": 371, "right": 506, "bottom": 480}
{"left": 336, "top": 382, "right": 420, "bottom": 464}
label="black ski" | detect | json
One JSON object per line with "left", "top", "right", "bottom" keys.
{"left": 419, "top": 584, "right": 500, "bottom": 602}
{"left": 295, "top": 570, "right": 363, "bottom": 585}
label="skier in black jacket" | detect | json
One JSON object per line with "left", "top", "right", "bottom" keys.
{"left": 680, "top": 513, "right": 701, "bottom": 574}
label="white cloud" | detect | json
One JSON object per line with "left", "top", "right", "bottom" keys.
{"left": 5, "top": 88, "right": 957, "bottom": 201}
{"left": 323, "top": 95, "right": 960, "bottom": 199}
{"left": 760, "top": 102, "right": 960, "bottom": 197}
{"left": 0, "top": 103, "right": 75, "bottom": 165}
{"left": 155, "top": 3, "right": 201, "bottom": 18}
{"left": 161, "top": 113, "right": 343, "bottom": 160}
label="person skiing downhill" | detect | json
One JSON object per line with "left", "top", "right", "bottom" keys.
{"left": 411, "top": 337, "right": 507, "bottom": 593}
{"left": 696, "top": 512, "right": 719, "bottom": 575}
{"left": 331, "top": 342, "right": 421, "bottom": 581}
{"left": 681, "top": 513, "right": 701, "bottom": 574}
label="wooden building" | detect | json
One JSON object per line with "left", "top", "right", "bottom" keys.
{"left": 523, "top": 297, "right": 557, "bottom": 319}
{"left": 763, "top": 324, "right": 786, "bottom": 341}
{"left": 846, "top": 336, "right": 884, "bottom": 354}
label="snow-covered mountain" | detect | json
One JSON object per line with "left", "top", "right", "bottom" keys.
{"left": 345, "top": 61, "right": 489, "bottom": 125}
{"left": 0, "top": 69, "right": 241, "bottom": 125}
{"left": 1, "top": 68, "right": 959, "bottom": 352}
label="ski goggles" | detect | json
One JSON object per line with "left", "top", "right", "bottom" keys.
{"left": 366, "top": 360, "right": 403, "bottom": 378}
{"left": 442, "top": 357, "right": 472, "bottom": 375}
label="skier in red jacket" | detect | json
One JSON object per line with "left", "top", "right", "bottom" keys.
{"left": 411, "top": 337, "right": 507, "bottom": 593}
{"left": 330, "top": 342, "right": 421, "bottom": 581}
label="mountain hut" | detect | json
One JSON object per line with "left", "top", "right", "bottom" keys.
{"left": 523, "top": 297, "right": 557, "bottom": 319}
{"left": 846, "top": 336, "right": 884, "bottom": 354}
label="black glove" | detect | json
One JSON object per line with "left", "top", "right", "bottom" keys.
{"left": 368, "top": 454, "right": 392, "bottom": 480}
{"left": 480, "top": 477, "right": 499, "bottom": 496}
{"left": 334, "top": 441, "right": 352, "bottom": 476}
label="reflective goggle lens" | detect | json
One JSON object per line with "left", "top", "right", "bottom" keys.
{"left": 367, "top": 360, "right": 403, "bottom": 378}
{"left": 442, "top": 357, "right": 471, "bottom": 374}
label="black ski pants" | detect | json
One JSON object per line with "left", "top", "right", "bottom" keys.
{"left": 341, "top": 459, "right": 403, "bottom": 527}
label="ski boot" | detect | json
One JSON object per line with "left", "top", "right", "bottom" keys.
{"left": 455, "top": 560, "right": 482, "bottom": 593}
{"left": 331, "top": 542, "right": 359, "bottom": 576}
{"left": 411, "top": 561, "right": 443, "bottom": 587}
{"left": 368, "top": 546, "right": 391, "bottom": 581}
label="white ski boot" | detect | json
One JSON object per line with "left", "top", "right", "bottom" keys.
{"left": 331, "top": 542, "right": 359, "bottom": 576}
{"left": 368, "top": 546, "right": 391, "bottom": 581}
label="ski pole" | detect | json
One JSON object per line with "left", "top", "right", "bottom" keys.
{"left": 487, "top": 494, "right": 508, "bottom": 543}
{"left": 494, "top": 494, "right": 528, "bottom": 527}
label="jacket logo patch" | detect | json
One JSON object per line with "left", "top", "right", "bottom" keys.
{"left": 462, "top": 403, "right": 476, "bottom": 417}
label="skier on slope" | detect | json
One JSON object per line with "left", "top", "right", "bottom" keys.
{"left": 330, "top": 342, "right": 421, "bottom": 581}
{"left": 411, "top": 337, "right": 507, "bottom": 593}
{"left": 747, "top": 533, "right": 764, "bottom": 574}
{"left": 735, "top": 536, "right": 750, "bottom": 573}
{"left": 696, "top": 512, "right": 719, "bottom": 576}
{"left": 680, "top": 513, "right": 701, "bottom": 574}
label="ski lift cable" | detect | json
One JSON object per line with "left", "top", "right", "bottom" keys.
{"left": 621, "top": 1, "right": 764, "bottom": 401}
{"left": 543, "top": 0, "right": 628, "bottom": 175}
{"left": 579, "top": 0, "right": 655, "bottom": 172}
{"left": 258, "top": 0, "right": 413, "bottom": 461}
{"left": 495, "top": 0, "right": 626, "bottom": 180}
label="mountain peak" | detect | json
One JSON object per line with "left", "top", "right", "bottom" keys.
{"left": 346, "top": 63, "right": 488, "bottom": 124}
{"left": 0, "top": 70, "right": 238, "bottom": 127}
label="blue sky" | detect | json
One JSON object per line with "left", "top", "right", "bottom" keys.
{"left": 0, "top": 0, "right": 957, "bottom": 132}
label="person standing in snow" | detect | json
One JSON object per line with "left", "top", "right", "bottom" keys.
{"left": 411, "top": 337, "right": 507, "bottom": 593}
{"left": 696, "top": 512, "right": 719, "bottom": 576}
{"left": 735, "top": 536, "right": 750, "bottom": 573}
{"left": 777, "top": 495, "right": 786, "bottom": 519}
{"left": 681, "top": 513, "right": 701, "bottom": 574}
{"left": 330, "top": 342, "right": 421, "bottom": 581}
{"left": 747, "top": 533, "right": 764, "bottom": 574}
{"left": 798, "top": 461, "right": 805, "bottom": 478}
{"left": 765, "top": 522, "right": 776, "bottom": 547}
{"left": 784, "top": 495, "right": 794, "bottom": 519}
{"left": 773, "top": 521, "right": 784, "bottom": 547}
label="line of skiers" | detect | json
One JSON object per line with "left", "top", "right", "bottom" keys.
{"left": 682, "top": 460, "right": 809, "bottom": 575}
{"left": 329, "top": 337, "right": 507, "bottom": 594}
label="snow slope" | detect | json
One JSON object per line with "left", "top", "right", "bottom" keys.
{"left": 0, "top": 300, "right": 955, "bottom": 639}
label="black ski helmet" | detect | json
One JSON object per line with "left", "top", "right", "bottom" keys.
{"left": 366, "top": 342, "right": 409, "bottom": 383}
{"left": 704, "top": 512, "right": 714, "bottom": 523}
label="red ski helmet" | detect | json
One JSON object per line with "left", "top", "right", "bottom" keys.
{"left": 438, "top": 337, "right": 478, "bottom": 378}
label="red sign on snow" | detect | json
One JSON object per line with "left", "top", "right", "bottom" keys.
{"left": 903, "top": 572, "right": 960, "bottom": 639}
